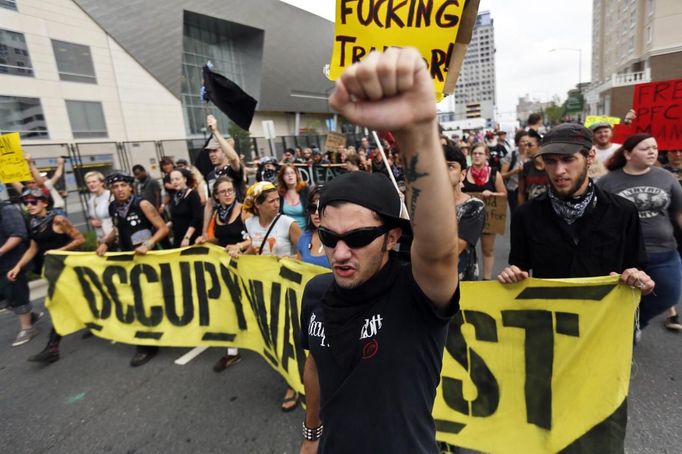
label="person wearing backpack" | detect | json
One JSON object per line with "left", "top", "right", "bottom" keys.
{"left": 500, "top": 131, "right": 530, "bottom": 215}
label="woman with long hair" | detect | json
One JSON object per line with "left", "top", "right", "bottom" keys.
{"left": 243, "top": 181, "right": 302, "bottom": 411}
{"left": 461, "top": 143, "right": 507, "bottom": 280}
{"left": 599, "top": 133, "right": 682, "bottom": 335}
{"left": 84, "top": 171, "right": 113, "bottom": 242}
{"left": 196, "top": 175, "right": 251, "bottom": 371}
{"left": 277, "top": 164, "right": 309, "bottom": 231}
{"left": 7, "top": 188, "right": 85, "bottom": 360}
{"left": 295, "top": 186, "right": 330, "bottom": 268}
{"left": 169, "top": 168, "right": 203, "bottom": 248}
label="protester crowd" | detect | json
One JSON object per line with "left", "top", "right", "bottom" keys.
{"left": 1, "top": 83, "right": 682, "bottom": 451}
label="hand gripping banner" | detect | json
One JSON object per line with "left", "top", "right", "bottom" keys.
{"left": 43, "top": 245, "right": 638, "bottom": 453}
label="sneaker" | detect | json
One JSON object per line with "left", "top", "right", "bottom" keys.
{"left": 664, "top": 315, "right": 682, "bottom": 332}
{"left": 12, "top": 327, "right": 39, "bottom": 347}
{"left": 213, "top": 354, "right": 242, "bottom": 372}
{"left": 28, "top": 347, "right": 60, "bottom": 364}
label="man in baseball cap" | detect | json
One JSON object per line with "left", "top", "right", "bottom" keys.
{"left": 498, "top": 122, "right": 654, "bottom": 303}
{"left": 590, "top": 121, "right": 621, "bottom": 171}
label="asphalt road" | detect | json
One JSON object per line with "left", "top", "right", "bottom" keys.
{"left": 1, "top": 231, "right": 680, "bottom": 454}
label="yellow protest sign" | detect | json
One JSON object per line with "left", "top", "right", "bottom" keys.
{"left": 0, "top": 133, "right": 32, "bottom": 184}
{"left": 44, "top": 246, "right": 637, "bottom": 453}
{"left": 584, "top": 115, "right": 621, "bottom": 128}
{"left": 328, "top": 0, "right": 466, "bottom": 99}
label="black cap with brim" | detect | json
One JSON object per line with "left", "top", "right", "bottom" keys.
{"left": 537, "top": 123, "right": 593, "bottom": 157}
{"left": 105, "top": 172, "right": 135, "bottom": 186}
{"left": 320, "top": 172, "right": 411, "bottom": 234}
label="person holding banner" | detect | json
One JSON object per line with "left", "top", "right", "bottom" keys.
{"left": 599, "top": 134, "right": 682, "bottom": 334}
{"left": 96, "top": 172, "right": 170, "bottom": 367}
{"left": 462, "top": 143, "right": 506, "bottom": 280}
{"left": 243, "top": 180, "right": 302, "bottom": 410}
{"left": 299, "top": 48, "right": 459, "bottom": 454}
{"left": 6, "top": 188, "right": 84, "bottom": 359}
{"left": 498, "top": 123, "right": 654, "bottom": 294}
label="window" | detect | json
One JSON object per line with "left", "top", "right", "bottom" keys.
{"left": 0, "top": 0, "right": 17, "bottom": 11}
{"left": 52, "top": 40, "right": 96, "bottom": 83}
{"left": 65, "top": 100, "right": 107, "bottom": 138}
{"left": 0, "top": 29, "right": 33, "bottom": 76}
{"left": 647, "top": 0, "right": 653, "bottom": 16}
{"left": 647, "top": 26, "right": 652, "bottom": 44}
{"left": 0, "top": 96, "right": 49, "bottom": 138}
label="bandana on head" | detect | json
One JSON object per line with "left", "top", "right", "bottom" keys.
{"left": 242, "top": 181, "right": 276, "bottom": 214}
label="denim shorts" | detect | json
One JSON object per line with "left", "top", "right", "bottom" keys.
{"left": 0, "top": 271, "right": 32, "bottom": 314}
{"left": 640, "top": 250, "right": 682, "bottom": 328}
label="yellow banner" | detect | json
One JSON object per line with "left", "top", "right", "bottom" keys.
{"left": 0, "top": 132, "right": 32, "bottom": 184}
{"left": 584, "top": 115, "right": 621, "bottom": 128}
{"left": 328, "top": 0, "right": 466, "bottom": 100}
{"left": 44, "top": 245, "right": 637, "bottom": 453}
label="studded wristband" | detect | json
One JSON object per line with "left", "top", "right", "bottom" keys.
{"left": 302, "top": 422, "right": 323, "bottom": 441}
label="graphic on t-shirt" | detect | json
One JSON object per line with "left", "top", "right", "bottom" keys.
{"left": 617, "top": 186, "right": 670, "bottom": 219}
{"left": 360, "top": 314, "right": 383, "bottom": 339}
{"left": 308, "top": 313, "right": 328, "bottom": 347}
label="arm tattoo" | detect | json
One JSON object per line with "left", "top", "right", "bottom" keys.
{"left": 408, "top": 186, "right": 422, "bottom": 219}
{"left": 404, "top": 155, "right": 429, "bottom": 183}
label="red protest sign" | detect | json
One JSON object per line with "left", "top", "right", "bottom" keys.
{"left": 632, "top": 78, "right": 682, "bottom": 150}
{"left": 611, "top": 123, "right": 634, "bottom": 146}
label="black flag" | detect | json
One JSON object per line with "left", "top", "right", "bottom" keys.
{"left": 202, "top": 65, "right": 257, "bottom": 131}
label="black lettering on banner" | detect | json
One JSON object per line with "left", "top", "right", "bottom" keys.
{"left": 135, "top": 331, "right": 163, "bottom": 340}
{"left": 357, "top": 0, "right": 373, "bottom": 25}
{"left": 335, "top": 35, "right": 357, "bottom": 67}
{"left": 501, "top": 310, "right": 579, "bottom": 431}
{"left": 160, "top": 263, "right": 193, "bottom": 326}
{"left": 415, "top": 0, "right": 433, "bottom": 27}
{"left": 371, "top": 0, "right": 386, "bottom": 27}
{"left": 85, "top": 322, "right": 103, "bottom": 331}
{"left": 179, "top": 246, "right": 210, "bottom": 256}
{"left": 286, "top": 287, "right": 306, "bottom": 382}
{"left": 384, "top": 0, "right": 406, "bottom": 29}
{"left": 244, "top": 279, "right": 278, "bottom": 366}
{"left": 202, "top": 332, "right": 236, "bottom": 342}
{"left": 130, "top": 264, "right": 163, "bottom": 327}
{"left": 442, "top": 310, "right": 500, "bottom": 420}
{"left": 220, "top": 264, "right": 248, "bottom": 330}
{"left": 194, "top": 261, "right": 219, "bottom": 326}
{"left": 435, "top": 0, "right": 460, "bottom": 27}
{"left": 515, "top": 284, "right": 615, "bottom": 301}
{"left": 430, "top": 42, "right": 454, "bottom": 82}
{"left": 102, "top": 265, "right": 134, "bottom": 323}
{"left": 73, "top": 266, "right": 110, "bottom": 319}
{"left": 435, "top": 420, "right": 466, "bottom": 436}
{"left": 279, "top": 266, "right": 303, "bottom": 285}
{"left": 105, "top": 253, "right": 135, "bottom": 262}
{"left": 280, "top": 288, "right": 297, "bottom": 373}
{"left": 270, "top": 282, "right": 282, "bottom": 353}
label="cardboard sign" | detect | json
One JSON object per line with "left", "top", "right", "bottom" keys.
{"left": 0, "top": 133, "right": 32, "bottom": 184}
{"left": 469, "top": 193, "right": 507, "bottom": 235}
{"left": 324, "top": 131, "right": 347, "bottom": 152}
{"left": 328, "top": 0, "right": 467, "bottom": 99}
{"left": 632, "top": 78, "right": 682, "bottom": 150}
{"left": 584, "top": 115, "right": 621, "bottom": 129}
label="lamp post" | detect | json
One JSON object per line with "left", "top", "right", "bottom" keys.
{"left": 549, "top": 47, "right": 582, "bottom": 86}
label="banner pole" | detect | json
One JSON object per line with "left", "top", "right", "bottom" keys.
{"left": 371, "top": 130, "right": 410, "bottom": 220}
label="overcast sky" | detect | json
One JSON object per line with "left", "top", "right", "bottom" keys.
{"left": 280, "top": 0, "right": 593, "bottom": 120}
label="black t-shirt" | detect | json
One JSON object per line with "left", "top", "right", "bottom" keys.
{"left": 207, "top": 164, "right": 245, "bottom": 202}
{"left": 509, "top": 185, "right": 647, "bottom": 278}
{"left": 300, "top": 262, "right": 460, "bottom": 454}
{"left": 457, "top": 197, "right": 486, "bottom": 281}
{"left": 521, "top": 161, "right": 550, "bottom": 201}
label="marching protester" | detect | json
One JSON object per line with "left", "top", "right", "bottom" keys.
{"left": 242, "top": 181, "right": 302, "bottom": 411}
{"left": 517, "top": 133, "right": 550, "bottom": 205}
{"left": 133, "top": 165, "right": 162, "bottom": 211}
{"left": 168, "top": 168, "right": 203, "bottom": 248}
{"left": 300, "top": 48, "right": 459, "bottom": 454}
{"left": 202, "top": 114, "right": 245, "bottom": 237}
{"left": 277, "top": 164, "right": 309, "bottom": 231}
{"left": 295, "top": 186, "right": 330, "bottom": 268}
{"left": 84, "top": 171, "right": 113, "bottom": 243}
{"left": 462, "top": 142, "right": 506, "bottom": 280}
{"left": 500, "top": 130, "right": 529, "bottom": 214}
{"left": 12, "top": 154, "right": 67, "bottom": 215}
{"left": 489, "top": 130, "right": 510, "bottom": 173}
{"left": 599, "top": 134, "right": 682, "bottom": 334}
{"left": 497, "top": 123, "right": 654, "bottom": 297}
{"left": 6, "top": 189, "right": 84, "bottom": 360}
{"left": 196, "top": 176, "right": 250, "bottom": 372}
{"left": 446, "top": 144, "right": 486, "bottom": 281}
{"left": 176, "top": 159, "right": 208, "bottom": 206}
{"left": 662, "top": 149, "right": 682, "bottom": 331}
{"left": 0, "top": 199, "right": 43, "bottom": 347}
{"left": 526, "top": 112, "right": 543, "bottom": 140}
{"left": 588, "top": 122, "right": 620, "bottom": 180}
{"left": 95, "top": 172, "right": 170, "bottom": 367}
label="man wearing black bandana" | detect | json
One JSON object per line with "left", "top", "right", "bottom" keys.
{"left": 96, "top": 172, "right": 169, "bottom": 367}
{"left": 299, "top": 48, "right": 460, "bottom": 454}
{"left": 498, "top": 123, "right": 655, "bottom": 293}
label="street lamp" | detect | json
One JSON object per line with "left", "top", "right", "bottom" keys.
{"left": 549, "top": 48, "right": 582, "bottom": 86}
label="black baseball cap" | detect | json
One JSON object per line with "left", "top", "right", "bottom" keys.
{"left": 537, "top": 123, "right": 593, "bottom": 156}
{"left": 105, "top": 171, "right": 135, "bottom": 186}
{"left": 320, "top": 172, "right": 410, "bottom": 233}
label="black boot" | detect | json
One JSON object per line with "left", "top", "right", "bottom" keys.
{"left": 28, "top": 333, "right": 60, "bottom": 364}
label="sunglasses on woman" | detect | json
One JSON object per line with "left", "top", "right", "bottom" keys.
{"left": 318, "top": 225, "right": 387, "bottom": 249}
{"left": 23, "top": 199, "right": 41, "bottom": 206}
{"left": 308, "top": 202, "right": 319, "bottom": 214}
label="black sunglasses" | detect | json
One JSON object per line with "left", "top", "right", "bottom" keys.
{"left": 23, "top": 199, "right": 41, "bottom": 206}
{"left": 308, "top": 203, "right": 319, "bottom": 214}
{"left": 318, "top": 226, "right": 387, "bottom": 249}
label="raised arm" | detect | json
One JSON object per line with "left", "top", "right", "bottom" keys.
{"left": 328, "top": 48, "right": 458, "bottom": 308}
{"left": 48, "top": 157, "right": 65, "bottom": 185}
{"left": 207, "top": 115, "right": 241, "bottom": 172}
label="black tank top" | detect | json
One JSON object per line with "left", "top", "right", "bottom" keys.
{"left": 462, "top": 168, "right": 497, "bottom": 193}
{"left": 31, "top": 215, "right": 70, "bottom": 273}
{"left": 109, "top": 196, "right": 155, "bottom": 251}
{"left": 214, "top": 214, "right": 246, "bottom": 247}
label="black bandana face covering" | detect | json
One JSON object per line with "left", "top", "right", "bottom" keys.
{"left": 548, "top": 180, "right": 596, "bottom": 225}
